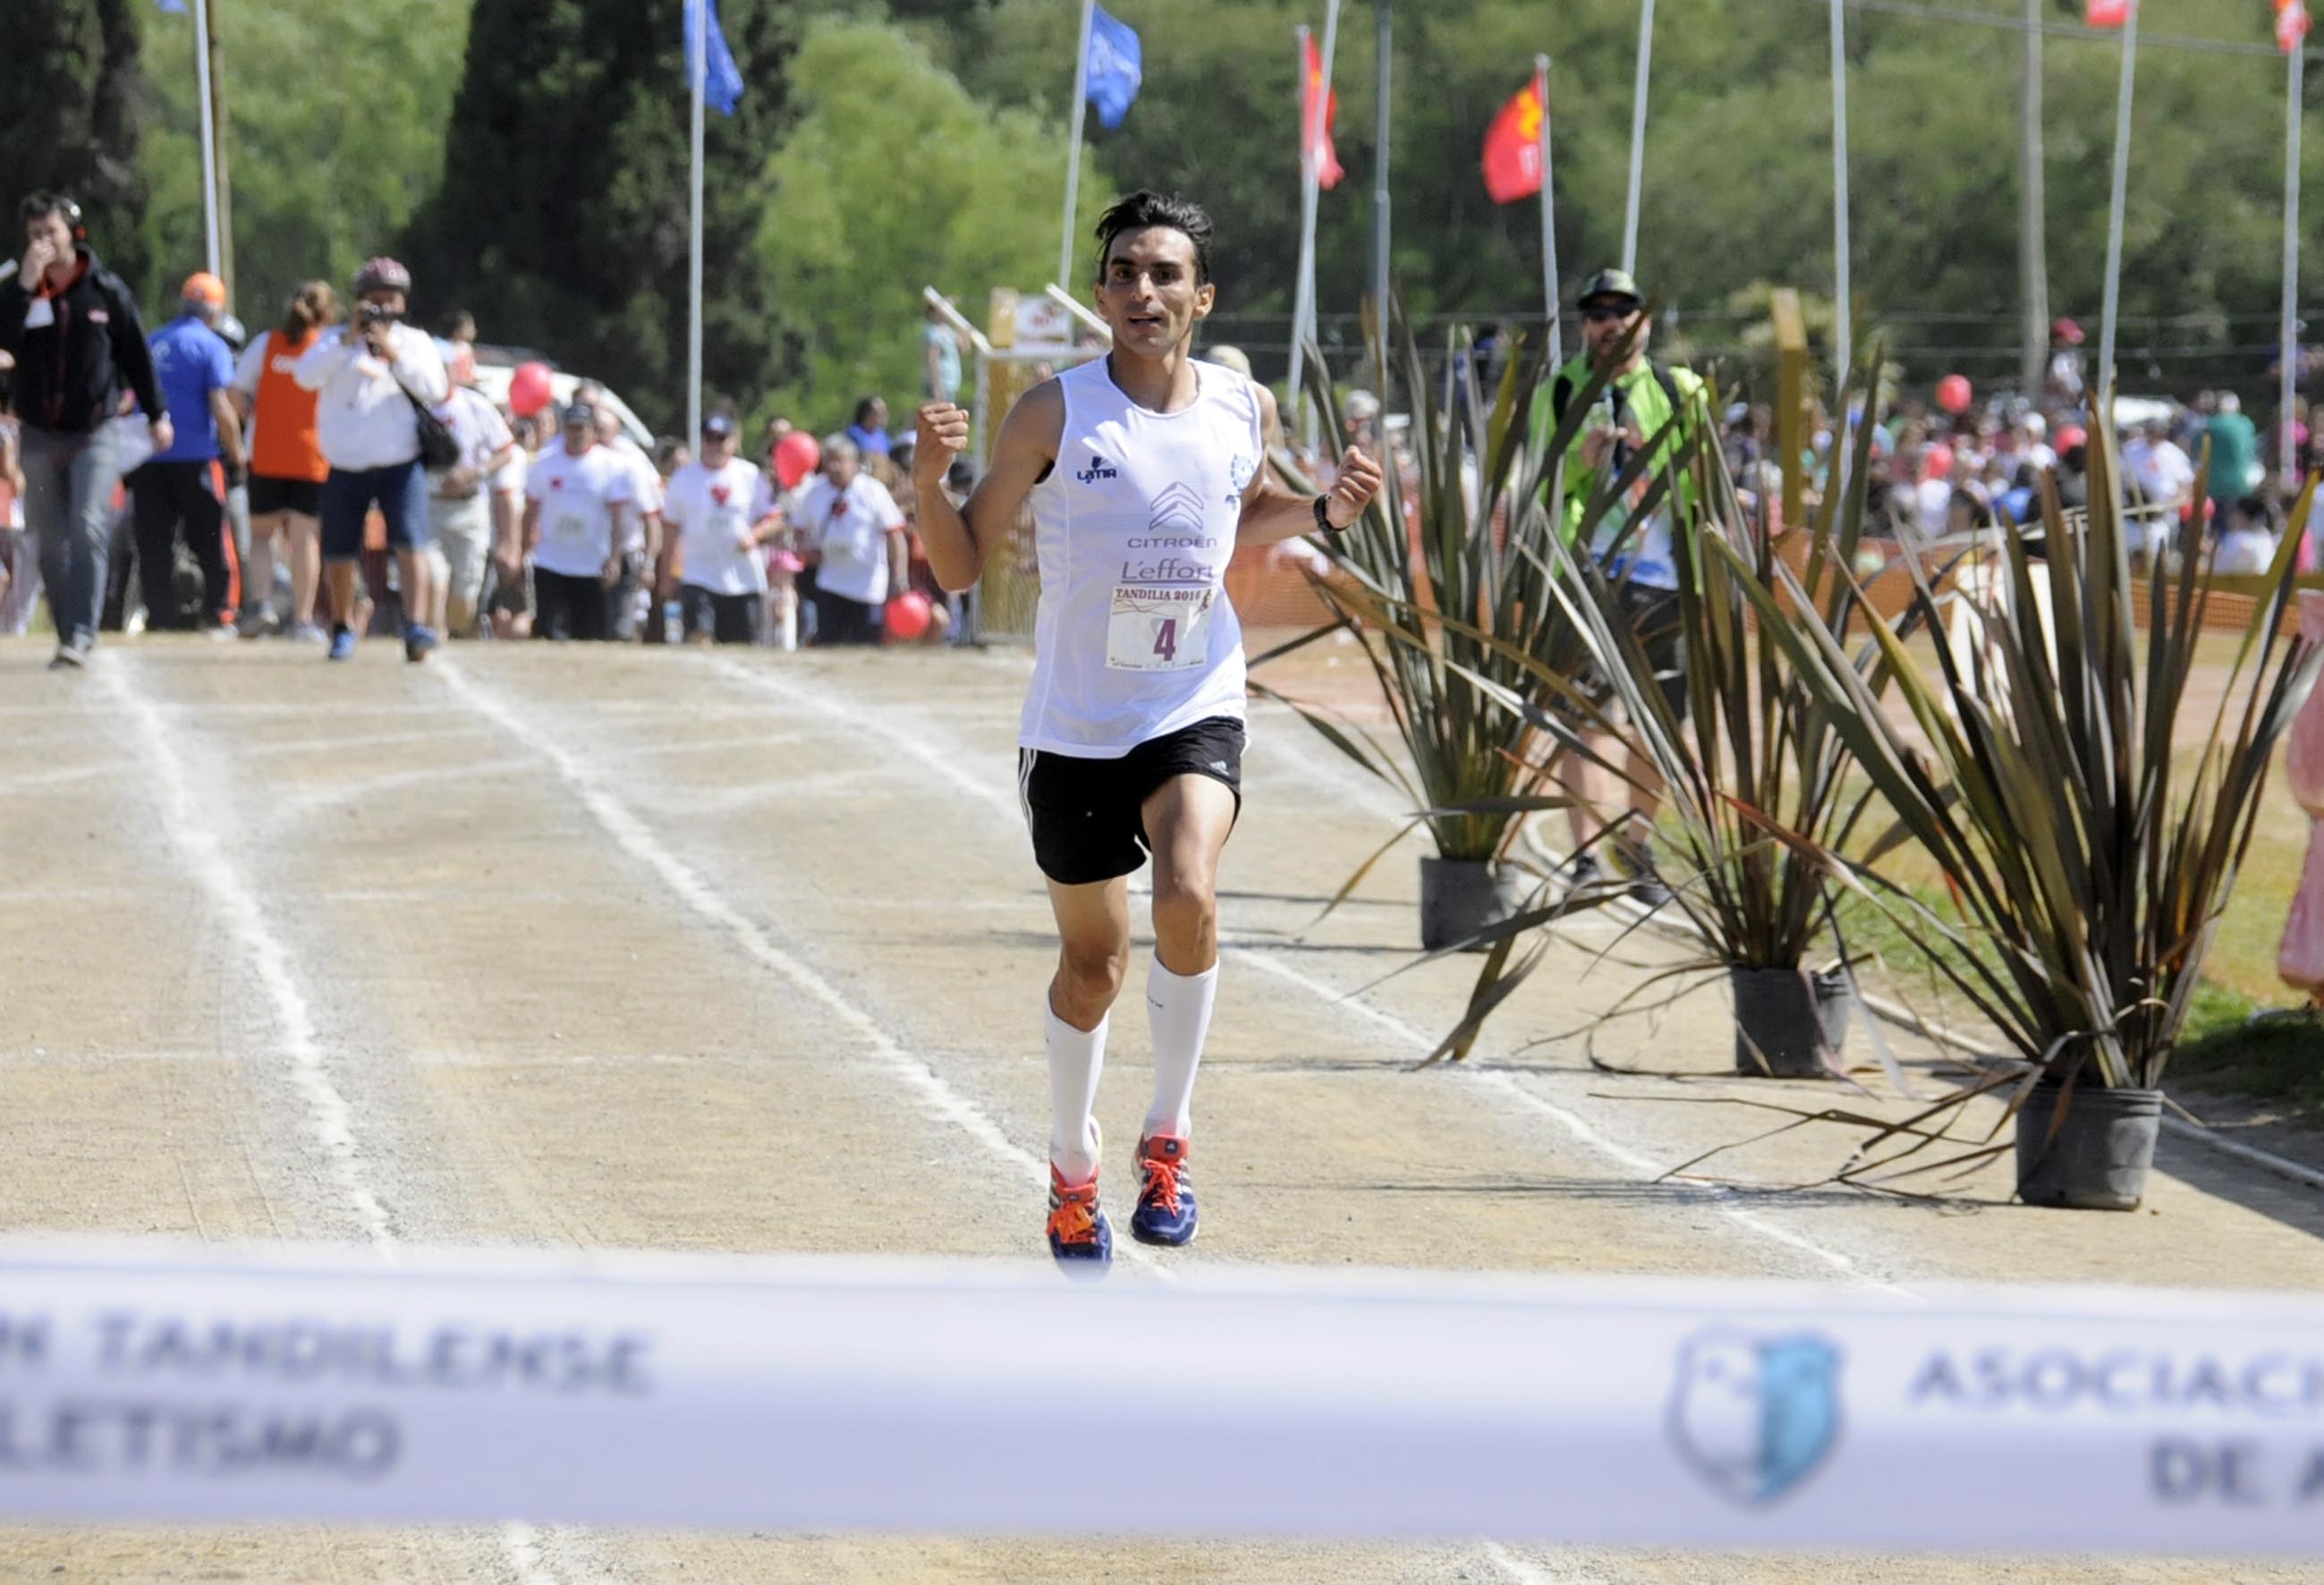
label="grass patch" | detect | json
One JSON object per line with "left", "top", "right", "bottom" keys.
{"left": 2170, "top": 985, "right": 2324, "bottom": 1129}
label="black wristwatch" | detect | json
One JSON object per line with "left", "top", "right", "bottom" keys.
{"left": 1311, "top": 494, "right": 1336, "bottom": 534}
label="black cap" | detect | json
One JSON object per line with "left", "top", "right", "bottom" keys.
{"left": 701, "top": 412, "right": 736, "bottom": 437}
{"left": 561, "top": 400, "right": 598, "bottom": 428}
{"left": 1576, "top": 267, "right": 1643, "bottom": 310}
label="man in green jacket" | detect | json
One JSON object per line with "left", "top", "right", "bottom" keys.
{"left": 1539, "top": 268, "right": 1708, "bottom": 905}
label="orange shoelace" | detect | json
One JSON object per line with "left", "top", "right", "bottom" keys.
{"left": 1047, "top": 1184, "right": 1100, "bottom": 1246}
{"left": 1139, "top": 1153, "right": 1183, "bottom": 1216}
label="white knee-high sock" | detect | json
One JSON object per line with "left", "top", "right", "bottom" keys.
{"left": 1143, "top": 956, "right": 1218, "bottom": 1141}
{"left": 1046, "top": 1003, "right": 1108, "bottom": 1185}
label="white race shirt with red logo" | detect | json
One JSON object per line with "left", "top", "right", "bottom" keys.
{"left": 524, "top": 444, "right": 636, "bottom": 579}
{"left": 665, "top": 458, "right": 775, "bottom": 596}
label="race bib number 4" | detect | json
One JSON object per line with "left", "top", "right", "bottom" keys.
{"left": 1107, "top": 585, "right": 1217, "bottom": 673}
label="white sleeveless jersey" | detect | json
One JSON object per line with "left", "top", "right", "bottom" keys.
{"left": 1020, "top": 358, "right": 1264, "bottom": 757}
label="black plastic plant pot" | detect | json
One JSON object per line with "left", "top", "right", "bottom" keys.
{"left": 1418, "top": 858, "right": 1531, "bottom": 954}
{"left": 2014, "top": 1080, "right": 2163, "bottom": 1211}
{"left": 1729, "top": 965, "right": 1850, "bottom": 1078}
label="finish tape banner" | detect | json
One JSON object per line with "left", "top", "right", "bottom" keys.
{"left": 0, "top": 1241, "right": 2320, "bottom": 1554}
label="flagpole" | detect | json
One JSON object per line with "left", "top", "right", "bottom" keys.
{"left": 2283, "top": 32, "right": 2305, "bottom": 487}
{"left": 1370, "top": 0, "right": 1391, "bottom": 355}
{"left": 688, "top": 0, "right": 707, "bottom": 454}
{"left": 1538, "top": 55, "right": 1561, "bottom": 369}
{"left": 1059, "top": 0, "right": 1097, "bottom": 293}
{"left": 1829, "top": 0, "right": 1851, "bottom": 386}
{"left": 1621, "top": 0, "right": 1653, "bottom": 275}
{"left": 1288, "top": 6, "right": 1339, "bottom": 439}
{"left": 2097, "top": 0, "right": 2139, "bottom": 399}
{"left": 190, "top": 0, "right": 221, "bottom": 278}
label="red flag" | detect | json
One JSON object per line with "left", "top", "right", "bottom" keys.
{"left": 1302, "top": 32, "right": 1344, "bottom": 191}
{"left": 2279, "top": 0, "right": 2312, "bottom": 53}
{"left": 2085, "top": 0, "right": 2131, "bottom": 25}
{"left": 1480, "top": 76, "right": 1546, "bottom": 205}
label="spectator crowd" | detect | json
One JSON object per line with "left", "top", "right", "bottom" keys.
{"left": 0, "top": 191, "right": 976, "bottom": 669}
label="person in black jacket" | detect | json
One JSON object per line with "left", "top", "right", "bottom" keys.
{"left": 0, "top": 192, "right": 170, "bottom": 668}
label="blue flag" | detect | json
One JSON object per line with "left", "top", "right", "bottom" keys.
{"left": 1084, "top": 5, "right": 1141, "bottom": 131}
{"left": 157, "top": 0, "right": 189, "bottom": 13}
{"left": 683, "top": 0, "right": 745, "bottom": 118}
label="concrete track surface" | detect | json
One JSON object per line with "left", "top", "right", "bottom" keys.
{"left": 3, "top": 637, "right": 2320, "bottom": 1584}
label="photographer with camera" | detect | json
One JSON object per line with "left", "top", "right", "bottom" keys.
{"left": 0, "top": 191, "right": 171, "bottom": 669}
{"left": 292, "top": 257, "right": 448, "bottom": 663}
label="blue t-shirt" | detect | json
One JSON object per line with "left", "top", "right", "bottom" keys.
{"left": 148, "top": 314, "right": 234, "bottom": 463}
{"left": 845, "top": 422, "right": 891, "bottom": 458}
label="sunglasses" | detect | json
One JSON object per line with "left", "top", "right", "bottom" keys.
{"left": 1581, "top": 302, "right": 1641, "bottom": 324}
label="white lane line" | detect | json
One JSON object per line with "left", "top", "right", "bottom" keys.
{"left": 713, "top": 659, "right": 1910, "bottom": 1296}
{"left": 97, "top": 660, "right": 394, "bottom": 1247}
{"left": 98, "top": 659, "right": 566, "bottom": 1582}
{"left": 435, "top": 659, "right": 1159, "bottom": 1275}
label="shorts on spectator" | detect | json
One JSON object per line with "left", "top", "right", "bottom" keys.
{"left": 430, "top": 492, "right": 494, "bottom": 615}
{"left": 1576, "top": 581, "right": 1689, "bottom": 727}
{"left": 247, "top": 474, "right": 322, "bottom": 519}
{"left": 681, "top": 584, "right": 763, "bottom": 645}
{"left": 321, "top": 459, "right": 428, "bottom": 561}
{"left": 532, "top": 565, "right": 614, "bottom": 641}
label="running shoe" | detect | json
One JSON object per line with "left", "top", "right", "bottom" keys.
{"left": 47, "top": 637, "right": 88, "bottom": 672}
{"left": 288, "top": 622, "right": 329, "bottom": 645}
{"left": 403, "top": 623, "right": 439, "bottom": 664}
{"left": 1563, "top": 851, "right": 1607, "bottom": 900}
{"left": 1130, "top": 1133, "right": 1198, "bottom": 1246}
{"left": 1046, "top": 1165, "right": 1113, "bottom": 1267}
{"left": 327, "top": 624, "right": 357, "bottom": 662}
{"left": 239, "top": 604, "right": 277, "bottom": 640}
{"left": 1610, "top": 836, "right": 1674, "bottom": 911}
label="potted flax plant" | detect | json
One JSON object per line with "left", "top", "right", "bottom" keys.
{"left": 1720, "top": 411, "right": 2322, "bottom": 1208}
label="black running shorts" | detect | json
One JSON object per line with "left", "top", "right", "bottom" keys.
{"left": 1018, "top": 716, "right": 1246, "bottom": 886}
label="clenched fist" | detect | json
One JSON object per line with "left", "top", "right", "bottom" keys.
{"left": 914, "top": 403, "right": 970, "bottom": 491}
{"left": 1322, "top": 443, "right": 1386, "bottom": 530}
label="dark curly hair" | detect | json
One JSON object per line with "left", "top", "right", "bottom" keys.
{"left": 1092, "top": 190, "right": 1215, "bottom": 286}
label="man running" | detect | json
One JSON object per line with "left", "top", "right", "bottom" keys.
{"left": 913, "top": 191, "right": 1383, "bottom": 1267}
{"left": 662, "top": 409, "right": 778, "bottom": 644}
{"left": 522, "top": 400, "right": 634, "bottom": 641}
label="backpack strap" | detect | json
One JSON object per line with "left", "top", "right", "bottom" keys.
{"left": 1551, "top": 372, "right": 1573, "bottom": 426}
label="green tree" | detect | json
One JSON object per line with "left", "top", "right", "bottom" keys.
{"left": 134, "top": 0, "right": 472, "bottom": 330}
{"left": 752, "top": 17, "right": 1114, "bottom": 429}
{"left": 403, "top": 0, "right": 796, "bottom": 434}
{"left": 0, "top": 0, "right": 157, "bottom": 297}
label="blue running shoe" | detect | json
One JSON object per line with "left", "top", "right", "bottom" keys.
{"left": 404, "top": 623, "right": 439, "bottom": 663}
{"left": 1131, "top": 1134, "right": 1198, "bottom": 1246}
{"left": 1046, "top": 1164, "right": 1112, "bottom": 1268}
{"left": 327, "top": 624, "right": 357, "bottom": 662}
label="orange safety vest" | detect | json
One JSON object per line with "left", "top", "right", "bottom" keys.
{"left": 250, "top": 329, "right": 328, "bottom": 484}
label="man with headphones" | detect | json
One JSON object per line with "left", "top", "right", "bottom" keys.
{"left": 0, "top": 191, "right": 170, "bottom": 669}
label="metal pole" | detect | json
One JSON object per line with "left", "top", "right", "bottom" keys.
{"left": 1288, "top": 12, "right": 1335, "bottom": 434}
{"left": 1621, "top": 0, "right": 1654, "bottom": 275}
{"left": 1306, "top": 0, "right": 1342, "bottom": 448}
{"left": 1058, "top": 0, "right": 1096, "bottom": 293}
{"left": 2019, "top": 0, "right": 2048, "bottom": 400}
{"left": 1370, "top": 0, "right": 1391, "bottom": 352}
{"left": 1539, "top": 55, "right": 1561, "bottom": 369}
{"left": 190, "top": 0, "right": 221, "bottom": 279}
{"left": 2098, "top": 0, "right": 2140, "bottom": 400}
{"left": 688, "top": 0, "right": 706, "bottom": 454}
{"left": 2284, "top": 40, "right": 2305, "bottom": 487}
{"left": 1829, "top": 0, "right": 1852, "bottom": 386}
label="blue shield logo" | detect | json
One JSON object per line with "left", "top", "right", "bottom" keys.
{"left": 1667, "top": 1329, "right": 1842, "bottom": 1504}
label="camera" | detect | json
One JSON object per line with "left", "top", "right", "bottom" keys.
{"left": 357, "top": 301, "right": 401, "bottom": 326}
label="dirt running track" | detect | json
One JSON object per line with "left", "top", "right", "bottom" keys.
{"left": 2, "top": 637, "right": 2320, "bottom": 1584}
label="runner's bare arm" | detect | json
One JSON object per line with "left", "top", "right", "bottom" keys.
{"left": 1235, "top": 385, "right": 1384, "bottom": 547}
{"left": 520, "top": 499, "right": 542, "bottom": 555}
{"left": 912, "top": 380, "right": 1063, "bottom": 594}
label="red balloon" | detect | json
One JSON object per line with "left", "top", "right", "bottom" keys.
{"left": 774, "top": 430, "right": 821, "bottom": 490}
{"left": 509, "top": 360, "right": 555, "bottom": 418}
{"left": 885, "top": 590, "right": 933, "bottom": 641}
{"left": 1936, "top": 374, "right": 1973, "bottom": 416}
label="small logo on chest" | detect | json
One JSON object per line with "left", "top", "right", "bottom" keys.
{"left": 1074, "top": 453, "right": 1120, "bottom": 484}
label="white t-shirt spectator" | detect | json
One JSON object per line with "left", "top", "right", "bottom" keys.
{"left": 290, "top": 323, "right": 449, "bottom": 471}
{"left": 2133, "top": 437, "right": 2194, "bottom": 504}
{"left": 793, "top": 472, "right": 905, "bottom": 606}
{"left": 1913, "top": 479, "right": 1953, "bottom": 542}
{"left": 666, "top": 458, "right": 775, "bottom": 597}
{"left": 526, "top": 443, "right": 636, "bottom": 579}
{"left": 433, "top": 386, "right": 514, "bottom": 496}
